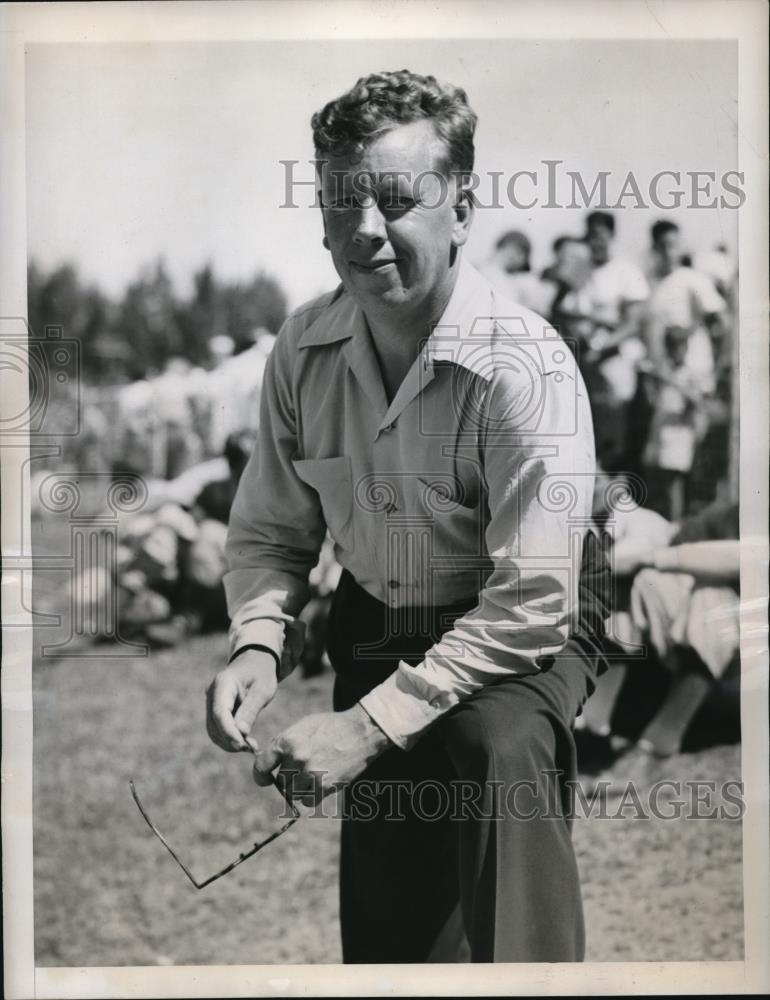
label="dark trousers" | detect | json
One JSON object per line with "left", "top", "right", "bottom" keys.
{"left": 327, "top": 560, "right": 608, "bottom": 964}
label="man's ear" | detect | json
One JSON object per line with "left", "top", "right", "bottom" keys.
{"left": 320, "top": 194, "right": 331, "bottom": 251}
{"left": 451, "top": 184, "right": 475, "bottom": 248}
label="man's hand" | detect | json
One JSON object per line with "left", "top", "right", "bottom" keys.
{"left": 253, "top": 704, "right": 392, "bottom": 804}
{"left": 206, "top": 650, "right": 278, "bottom": 752}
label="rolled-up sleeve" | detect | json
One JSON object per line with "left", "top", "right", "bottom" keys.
{"left": 360, "top": 360, "right": 596, "bottom": 749}
{"left": 224, "top": 326, "right": 326, "bottom": 678}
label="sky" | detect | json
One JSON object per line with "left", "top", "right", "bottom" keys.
{"left": 26, "top": 39, "right": 738, "bottom": 310}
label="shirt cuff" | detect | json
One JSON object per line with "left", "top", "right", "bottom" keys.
{"left": 358, "top": 662, "right": 460, "bottom": 751}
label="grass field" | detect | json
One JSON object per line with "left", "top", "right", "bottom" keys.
{"left": 31, "top": 514, "right": 743, "bottom": 966}
{"left": 32, "top": 628, "right": 744, "bottom": 966}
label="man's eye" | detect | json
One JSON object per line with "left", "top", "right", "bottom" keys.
{"left": 379, "top": 197, "right": 415, "bottom": 214}
{"left": 326, "top": 197, "right": 357, "bottom": 211}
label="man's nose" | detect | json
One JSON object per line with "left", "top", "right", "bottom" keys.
{"left": 352, "top": 201, "right": 386, "bottom": 245}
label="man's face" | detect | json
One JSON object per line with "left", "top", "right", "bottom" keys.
{"left": 654, "top": 229, "right": 681, "bottom": 272}
{"left": 498, "top": 242, "right": 528, "bottom": 274}
{"left": 556, "top": 239, "right": 592, "bottom": 289}
{"left": 586, "top": 224, "right": 613, "bottom": 266}
{"left": 318, "top": 119, "right": 471, "bottom": 317}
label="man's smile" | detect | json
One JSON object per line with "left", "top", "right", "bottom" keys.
{"left": 349, "top": 258, "right": 400, "bottom": 274}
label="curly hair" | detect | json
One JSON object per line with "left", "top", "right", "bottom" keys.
{"left": 311, "top": 70, "right": 477, "bottom": 178}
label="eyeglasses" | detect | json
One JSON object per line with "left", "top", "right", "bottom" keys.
{"left": 129, "top": 752, "right": 300, "bottom": 890}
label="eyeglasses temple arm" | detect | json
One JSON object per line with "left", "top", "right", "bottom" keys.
{"left": 129, "top": 774, "right": 300, "bottom": 890}
{"left": 129, "top": 779, "right": 205, "bottom": 889}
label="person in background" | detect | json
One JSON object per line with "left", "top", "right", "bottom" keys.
{"left": 576, "top": 471, "right": 678, "bottom": 761}
{"left": 479, "top": 229, "right": 556, "bottom": 315}
{"left": 151, "top": 357, "right": 207, "bottom": 480}
{"left": 140, "top": 430, "right": 257, "bottom": 647}
{"left": 640, "top": 221, "right": 732, "bottom": 508}
{"left": 639, "top": 326, "right": 707, "bottom": 522}
{"left": 69, "top": 398, "right": 111, "bottom": 474}
{"left": 544, "top": 235, "right": 594, "bottom": 335}
{"left": 115, "top": 378, "right": 156, "bottom": 478}
{"left": 541, "top": 235, "right": 570, "bottom": 284}
{"left": 581, "top": 498, "right": 739, "bottom": 791}
{"left": 61, "top": 427, "right": 339, "bottom": 667}
{"left": 559, "top": 211, "right": 650, "bottom": 473}
{"left": 694, "top": 242, "right": 737, "bottom": 308}
{"left": 115, "top": 431, "right": 256, "bottom": 647}
{"left": 192, "top": 430, "right": 256, "bottom": 525}
{"left": 645, "top": 220, "right": 727, "bottom": 397}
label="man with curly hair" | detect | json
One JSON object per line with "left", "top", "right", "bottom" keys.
{"left": 206, "top": 70, "right": 606, "bottom": 963}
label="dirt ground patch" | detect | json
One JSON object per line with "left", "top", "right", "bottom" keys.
{"left": 33, "top": 629, "right": 743, "bottom": 966}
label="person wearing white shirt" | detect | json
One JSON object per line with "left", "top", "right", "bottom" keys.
{"left": 559, "top": 211, "right": 649, "bottom": 472}
{"left": 479, "top": 229, "right": 557, "bottom": 316}
{"left": 645, "top": 220, "right": 727, "bottom": 396}
{"left": 205, "top": 70, "right": 609, "bottom": 963}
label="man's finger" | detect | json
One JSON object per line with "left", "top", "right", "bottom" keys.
{"left": 233, "top": 684, "right": 268, "bottom": 738}
{"left": 209, "top": 675, "right": 247, "bottom": 751}
{"left": 285, "top": 768, "right": 328, "bottom": 806}
{"left": 205, "top": 683, "right": 234, "bottom": 752}
{"left": 206, "top": 705, "right": 227, "bottom": 750}
{"left": 253, "top": 744, "right": 282, "bottom": 786}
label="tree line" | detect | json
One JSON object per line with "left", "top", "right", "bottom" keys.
{"left": 27, "top": 259, "right": 288, "bottom": 382}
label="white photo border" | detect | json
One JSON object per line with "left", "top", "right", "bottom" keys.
{"left": 1, "top": 1, "right": 767, "bottom": 996}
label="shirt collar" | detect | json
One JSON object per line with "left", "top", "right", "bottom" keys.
{"left": 427, "top": 256, "right": 495, "bottom": 344}
{"left": 296, "top": 256, "right": 544, "bottom": 385}
{"left": 425, "top": 258, "right": 559, "bottom": 382}
{"left": 297, "top": 256, "right": 495, "bottom": 349}
{"left": 423, "top": 258, "right": 499, "bottom": 381}
{"left": 297, "top": 286, "right": 361, "bottom": 349}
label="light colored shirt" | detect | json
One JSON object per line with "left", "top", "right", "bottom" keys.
{"left": 560, "top": 257, "right": 650, "bottom": 403}
{"left": 205, "top": 342, "right": 271, "bottom": 453}
{"left": 644, "top": 365, "right": 703, "bottom": 473}
{"left": 478, "top": 260, "right": 557, "bottom": 317}
{"left": 693, "top": 249, "right": 736, "bottom": 295}
{"left": 563, "top": 256, "right": 650, "bottom": 328}
{"left": 646, "top": 266, "right": 726, "bottom": 395}
{"left": 224, "top": 260, "right": 596, "bottom": 749}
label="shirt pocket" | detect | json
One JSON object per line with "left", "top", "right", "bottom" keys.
{"left": 292, "top": 456, "right": 354, "bottom": 550}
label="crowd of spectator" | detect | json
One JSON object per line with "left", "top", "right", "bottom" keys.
{"left": 481, "top": 211, "right": 739, "bottom": 771}
{"left": 480, "top": 211, "right": 737, "bottom": 522}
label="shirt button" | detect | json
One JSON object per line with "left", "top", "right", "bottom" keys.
{"left": 388, "top": 579, "right": 400, "bottom": 589}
